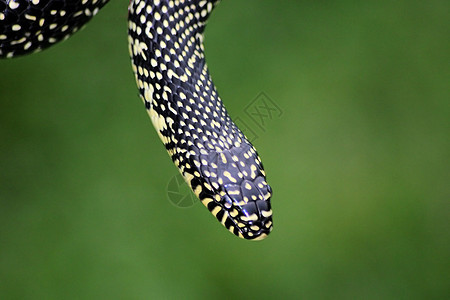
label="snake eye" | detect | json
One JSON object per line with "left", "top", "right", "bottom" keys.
{"left": 241, "top": 202, "right": 258, "bottom": 217}
{"left": 237, "top": 200, "right": 272, "bottom": 240}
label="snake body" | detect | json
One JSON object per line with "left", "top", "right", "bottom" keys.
{"left": 0, "top": 0, "right": 108, "bottom": 57}
{"left": 1, "top": 0, "right": 273, "bottom": 240}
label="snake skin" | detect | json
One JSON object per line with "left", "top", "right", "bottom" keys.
{"left": 0, "top": 0, "right": 109, "bottom": 57}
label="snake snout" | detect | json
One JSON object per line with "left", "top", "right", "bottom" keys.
{"left": 238, "top": 198, "right": 273, "bottom": 240}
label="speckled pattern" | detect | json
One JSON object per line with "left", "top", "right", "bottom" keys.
{"left": 0, "top": 0, "right": 109, "bottom": 58}
{"left": 0, "top": 0, "right": 273, "bottom": 240}
{"left": 128, "top": 0, "right": 272, "bottom": 240}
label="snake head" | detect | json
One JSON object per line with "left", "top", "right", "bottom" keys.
{"left": 188, "top": 143, "right": 273, "bottom": 240}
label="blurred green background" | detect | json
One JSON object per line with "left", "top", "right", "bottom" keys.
{"left": 1, "top": 0, "right": 448, "bottom": 299}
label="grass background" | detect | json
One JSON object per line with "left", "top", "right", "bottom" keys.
{"left": 0, "top": 0, "right": 448, "bottom": 298}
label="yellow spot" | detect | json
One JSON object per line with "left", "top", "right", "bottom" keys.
{"left": 262, "top": 210, "right": 272, "bottom": 217}
{"left": 223, "top": 171, "right": 237, "bottom": 183}
{"left": 201, "top": 198, "right": 213, "bottom": 207}
{"left": 252, "top": 233, "right": 268, "bottom": 241}
{"left": 194, "top": 185, "right": 202, "bottom": 197}
{"left": 211, "top": 206, "right": 221, "bottom": 217}
{"left": 241, "top": 214, "right": 258, "bottom": 222}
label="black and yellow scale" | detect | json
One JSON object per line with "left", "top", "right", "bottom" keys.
{"left": 1, "top": 0, "right": 273, "bottom": 240}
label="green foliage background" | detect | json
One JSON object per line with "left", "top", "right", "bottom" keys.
{"left": 1, "top": 1, "right": 448, "bottom": 298}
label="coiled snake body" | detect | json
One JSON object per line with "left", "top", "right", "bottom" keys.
{"left": 1, "top": 0, "right": 273, "bottom": 240}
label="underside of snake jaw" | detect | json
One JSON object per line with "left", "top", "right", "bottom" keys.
{"left": 128, "top": 0, "right": 273, "bottom": 240}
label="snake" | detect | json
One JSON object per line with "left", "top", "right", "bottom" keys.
{"left": 1, "top": 0, "right": 273, "bottom": 240}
